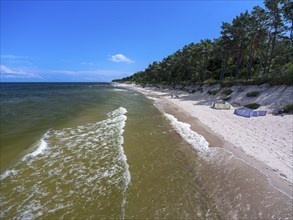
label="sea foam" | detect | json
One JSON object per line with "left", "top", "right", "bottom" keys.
{"left": 165, "top": 113, "right": 210, "bottom": 154}
{"left": 28, "top": 139, "right": 48, "bottom": 157}
{"left": 0, "top": 138, "right": 48, "bottom": 180}
{"left": 0, "top": 107, "right": 131, "bottom": 219}
{"left": 0, "top": 169, "right": 18, "bottom": 180}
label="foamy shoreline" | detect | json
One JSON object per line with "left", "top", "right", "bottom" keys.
{"left": 117, "top": 83, "right": 293, "bottom": 198}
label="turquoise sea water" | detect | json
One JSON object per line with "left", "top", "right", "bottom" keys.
{"left": 0, "top": 83, "right": 292, "bottom": 219}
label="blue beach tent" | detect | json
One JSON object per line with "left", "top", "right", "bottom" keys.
{"left": 234, "top": 108, "right": 267, "bottom": 118}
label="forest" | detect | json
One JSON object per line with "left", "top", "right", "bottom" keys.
{"left": 114, "top": 0, "right": 293, "bottom": 85}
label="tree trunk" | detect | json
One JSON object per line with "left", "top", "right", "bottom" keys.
{"left": 235, "top": 41, "right": 244, "bottom": 80}
{"left": 263, "top": 28, "right": 273, "bottom": 77}
{"left": 200, "top": 63, "right": 204, "bottom": 82}
{"left": 290, "top": 24, "right": 293, "bottom": 47}
{"left": 220, "top": 56, "right": 227, "bottom": 81}
{"left": 267, "top": 26, "right": 277, "bottom": 76}
{"left": 235, "top": 55, "right": 241, "bottom": 79}
{"left": 246, "top": 45, "right": 255, "bottom": 81}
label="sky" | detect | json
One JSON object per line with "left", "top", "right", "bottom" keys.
{"left": 0, "top": 0, "right": 264, "bottom": 82}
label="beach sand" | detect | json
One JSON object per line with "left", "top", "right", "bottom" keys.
{"left": 119, "top": 83, "right": 293, "bottom": 198}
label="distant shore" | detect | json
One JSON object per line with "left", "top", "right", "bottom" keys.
{"left": 117, "top": 82, "right": 293, "bottom": 198}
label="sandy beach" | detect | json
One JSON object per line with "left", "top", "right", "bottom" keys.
{"left": 118, "top": 83, "right": 293, "bottom": 198}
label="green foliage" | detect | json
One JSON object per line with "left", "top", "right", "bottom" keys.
{"left": 244, "top": 78, "right": 270, "bottom": 85}
{"left": 270, "top": 74, "right": 293, "bottom": 86}
{"left": 203, "top": 79, "right": 218, "bottom": 84}
{"left": 222, "top": 89, "right": 233, "bottom": 96}
{"left": 283, "top": 63, "right": 293, "bottom": 75}
{"left": 223, "top": 96, "right": 231, "bottom": 101}
{"left": 220, "top": 81, "right": 236, "bottom": 88}
{"left": 283, "top": 104, "right": 293, "bottom": 113}
{"left": 270, "top": 64, "right": 293, "bottom": 85}
{"left": 114, "top": 0, "right": 292, "bottom": 86}
{"left": 208, "top": 89, "right": 219, "bottom": 95}
{"left": 246, "top": 91, "right": 260, "bottom": 97}
{"left": 244, "top": 103, "right": 261, "bottom": 109}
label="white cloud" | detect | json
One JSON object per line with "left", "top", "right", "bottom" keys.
{"left": 49, "top": 69, "right": 129, "bottom": 77}
{"left": 0, "top": 64, "right": 131, "bottom": 82}
{"left": 0, "top": 65, "right": 14, "bottom": 74}
{"left": 48, "top": 69, "right": 131, "bottom": 82}
{"left": 109, "top": 54, "right": 134, "bottom": 64}
{"left": 0, "top": 65, "right": 40, "bottom": 78}
{"left": 1, "top": 54, "right": 33, "bottom": 65}
{"left": 1, "top": 54, "right": 24, "bottom": 60}
{"left": 1, "top": 65, "right": 27, "bottom": 75}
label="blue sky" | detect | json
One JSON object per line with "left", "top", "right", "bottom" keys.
{"left": 1, "top": 0, "right": 263, "bottom": 82}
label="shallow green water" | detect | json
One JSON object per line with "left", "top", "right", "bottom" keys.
{"left": 0, "top": 83, "right": 220, "bottom": 219}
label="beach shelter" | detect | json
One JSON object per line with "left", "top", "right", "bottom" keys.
{"left": 211, "top": 101, "right": 231, "bottom": 110}
{"left": 234, "top": 108, "right": 267, "bottom": 118}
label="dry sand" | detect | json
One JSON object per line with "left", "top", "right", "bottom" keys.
{"left": 117, "top": 83, "right": 293, "bottom": 198}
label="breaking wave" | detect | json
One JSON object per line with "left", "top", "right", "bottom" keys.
{"left": 0, "top": 107, "right": 130, "bottom": 219}
{"left": 165, "top": 113, "right": 210, "bottom": 154}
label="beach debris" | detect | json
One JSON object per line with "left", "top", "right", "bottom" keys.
{"left": 272, "top": 108, "right": 284, "bottom": 116}
{"left": 170, "top": 93, "right": 179, "bottom": 99}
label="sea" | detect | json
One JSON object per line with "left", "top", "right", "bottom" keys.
{"left": 0, "top": 83, "right": 292, "bottom": 219}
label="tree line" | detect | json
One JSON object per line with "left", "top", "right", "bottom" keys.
{"left": 114, "top": 0, "right": 293, "bottom": 85}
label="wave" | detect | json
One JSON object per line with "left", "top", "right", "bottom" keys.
{"left": 23, "top": 138, "right": 49, "bottom": 160}
{"left": 165, "top": 113, "right": 210, "bottom": 154}
{"left": 113, "top": 88, "right": 127, "bottom": 92}
{"left": 0, "top": 107, "right": 130, "bottom": 219}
